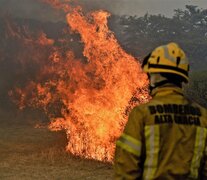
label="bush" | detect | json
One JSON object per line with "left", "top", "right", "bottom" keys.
{"left": 184, "top": 71, "right": 207, "bottom": 107}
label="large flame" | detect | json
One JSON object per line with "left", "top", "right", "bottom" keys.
{"left": 9, "top": 0, "right": 149, "bottom": 162}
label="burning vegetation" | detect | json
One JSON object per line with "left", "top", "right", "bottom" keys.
{"left": 6, "top": 0, "right": 149, "bottom": 162}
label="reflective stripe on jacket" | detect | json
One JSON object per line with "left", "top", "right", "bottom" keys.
{"left": 114, "top": 85, "right": 207, "bottom": 180}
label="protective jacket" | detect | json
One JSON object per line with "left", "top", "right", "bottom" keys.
{"left": 114, "top": 85, "right": 207, "bottom": 180}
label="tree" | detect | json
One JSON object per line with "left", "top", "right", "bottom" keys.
{"left": 109, "top": 5, "right": 207, "bottom": 70}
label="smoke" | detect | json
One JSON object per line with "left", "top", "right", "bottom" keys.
{"left": 0, "top": 0, "right": 65, "bottom": 22}
{"left": 1, "top": 0, "right": 207, "bottom": 22}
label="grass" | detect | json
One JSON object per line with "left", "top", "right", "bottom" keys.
{"left": 0, "top": 112, "right": 113, "bottom": 180}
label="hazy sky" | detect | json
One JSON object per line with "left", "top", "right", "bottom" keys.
{"left": 83, "top": 0, "right": 207, "bottom": 16}
{"left": 0, "top": 0, "right": 207, "bottom": 21}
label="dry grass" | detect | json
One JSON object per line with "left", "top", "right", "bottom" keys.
{"left": 0, "top": 118, "right": 113, "bottom": 180}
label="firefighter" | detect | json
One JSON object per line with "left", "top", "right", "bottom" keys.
{"left": 114, "top": 42, "right": 207, "bottom": 180}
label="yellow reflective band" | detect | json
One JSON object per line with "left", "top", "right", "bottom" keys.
{"left": 116, "top": 133, "right": 142, "bottom": 157}
{"left": 163, "top": 45, "right": 176, "bottom": 63}
{"left": 189, "top": 127, "right": 207, "bottom": 179}
{"left": 163, "top": 44, "right": 188, "bottom": 65}
{"left": 143, "top": 125, "right": 160, "bottom": 180}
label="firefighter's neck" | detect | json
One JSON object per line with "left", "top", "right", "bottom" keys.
{"left": 150, "top": 82, "right": 183, "bottom": 96}
{"left": 149, "top": 73, "right": 183, "bottom": 95}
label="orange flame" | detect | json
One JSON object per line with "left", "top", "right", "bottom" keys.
{"left": 10, "top": 0, "right": 149, "bottom": 162}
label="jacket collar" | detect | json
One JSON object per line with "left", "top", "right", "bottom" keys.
{"left": 151, "top": 84, "right": 184, "bottom": 97}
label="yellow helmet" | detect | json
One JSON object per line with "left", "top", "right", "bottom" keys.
{"left": 142, "top": 42, "right": 189, "bottom": 82}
